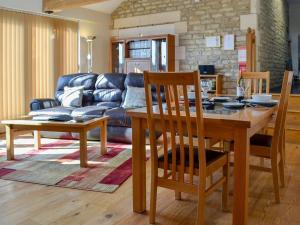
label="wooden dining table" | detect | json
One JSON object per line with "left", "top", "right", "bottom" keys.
{"left": 127, "top": 105, "right": 276, "bottom": 225}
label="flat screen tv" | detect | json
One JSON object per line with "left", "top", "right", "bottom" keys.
{"left": 199, "top": 65, "right": 215, "bottom": 75}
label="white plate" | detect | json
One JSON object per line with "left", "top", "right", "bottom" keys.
{"left": 223, "top": 102, "right": 245, "bottom": 109}
{"left": 212, "top": 96, "right": 231, "bottom": 102}
{"left": 246, "top": 99, "right": 279, "bottom": 107}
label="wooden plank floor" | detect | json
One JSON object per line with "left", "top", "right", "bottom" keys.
{"left": 0, "top": 143, "right": 300, "bottom": 225}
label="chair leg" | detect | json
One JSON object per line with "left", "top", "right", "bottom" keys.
{"left": 222, "top": 156, "right": 229, "bottom": 212}
{"left": 196, "top": 188, "right": 205, "bottom": 225}
{"left": 175, "top": 172, "right": 181, "bottom": 200}
{"left": 279, "top": 156, "right": 285, "bottom": 188}
{"left": 271, "top": 161, "right": 280, "bottom": 203}
{"left": 282, "top": 129, "right": 286, "bottom": 165}
{"left": 149, "top": 175, "right": 158, "bottom": 224}
{"left": 278, "top": 131, "right": 285, "bottom": 188}
{"left": 175, "top": 191, "right": 181, "bottom": 200}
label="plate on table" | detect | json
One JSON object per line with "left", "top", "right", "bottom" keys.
{"left": 222, "top": 102, "right": 245, "bottom": 109}
{"left": 211, "top": 96, "right": 231, "bottom": 102}
{"left": 245, "top": 99, "right": 279, "bottom": 107}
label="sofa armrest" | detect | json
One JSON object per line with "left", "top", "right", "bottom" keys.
{"left": 30, "top": 98, "right": 59, "bottom": 111}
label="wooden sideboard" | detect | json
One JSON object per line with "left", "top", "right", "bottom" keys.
{"left": 110, "top": 34, "right": 175, "bottom": 74}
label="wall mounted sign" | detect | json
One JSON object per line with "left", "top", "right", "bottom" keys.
{"left": 206, "top": 36, "right": 221, "bottom": 48}
{"left": 224, "top": 34, "right": 235, "bottom": 50}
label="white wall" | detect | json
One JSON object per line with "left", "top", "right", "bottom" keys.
{"left": 56, "top": 8, "right": 111, "bottom": 74}
{"left": 0, "top": 0, "right": 42, "bottom": 12}
{"left": 289, "top": 3, "right": 300, "bottom": 77}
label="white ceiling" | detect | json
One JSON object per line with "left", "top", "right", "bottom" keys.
{"left": 82, "top": 0, "right": 125, "bottom": 14}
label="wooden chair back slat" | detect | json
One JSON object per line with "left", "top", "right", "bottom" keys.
{"left": 272, "top": 71, "right": 293, "bottom": 156}
{"left": 155, "top": 84, "right": 169, "bottom": 178}
{"left": 164, "top": 84, "right": 177, "bottom": 180}
{"left": 182, "top": 84, "right": 195, "bottom": 184}
{"left": 172, "top": 84, "right": 185, "bottom": 184}
{"left": 144, "top": 71, "right": 205, "bottom": 186}
{"left": 239, "top": 71, "right": 270, "bottom": 95}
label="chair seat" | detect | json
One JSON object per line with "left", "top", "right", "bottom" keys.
{"left": 158, "top": 146, "right": 226, "bottom": 169}
{"left": 250, "top": 134, "right": 273, "bottom": 147}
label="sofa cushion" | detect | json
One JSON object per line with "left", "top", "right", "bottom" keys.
{"left": 56, "top": 74, "right": 78, "bottom": 92}
{"left": 93, "top": 89, "right": 123, "bottom": 103}
{"left": 93, "top": 73, "right": 126, "bottom": 106}
{"left": 124, "top": 73, "right": 144, "bottom": 88}
{"left": 95, "top": 73, "right": 127, "bottom": 90}
{"left": 71, "top": 106, "right": 108, "bottom": 117}
{"left": 104, "top": 107, "right": 131, "bottom": 127}
{"left": 61, "top": 86, "right": 84, "bottom": 107}
{"left": 96, "top": 102, "right": 120, "bottom": 108}
{"left": 55, "top": 73, "right": 98, "bottom": 106}
{"left": 123, "top": 72, "right": 165, "bottom": 103}
{"left": 29, "top": 106, "right": 74, "bottom": 116}
{"left": 56, "top": 90, "right": 94, "bottom": 107}
{"left": 123, "top": 86, "right": 146, "bottom": 108}
{"left": 68, "top": 73, "right": 98, "bottom": 90}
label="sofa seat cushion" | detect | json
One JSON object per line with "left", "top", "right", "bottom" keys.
{"left": 71, "top": 106, "right": 109, "bottom": 117}
{"left": 29, "top": 106, "right": 74, "bottom": 117}
{"left": 97, "top": 102, "right": 120, "bottom": 108}
{"left": 104, "top": 107, "right": 131, "bottom": 127}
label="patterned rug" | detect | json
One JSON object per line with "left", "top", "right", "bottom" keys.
{"left": 0, "top": 136, "right": 135, "bottom": 193}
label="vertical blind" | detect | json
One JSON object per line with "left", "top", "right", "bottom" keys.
{"left": 0, "top": 9, "right": 79, "bottom": 126}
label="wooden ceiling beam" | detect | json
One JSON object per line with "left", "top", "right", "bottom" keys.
{"left": 43, "top": 0, "right": 110, "bottom": 13}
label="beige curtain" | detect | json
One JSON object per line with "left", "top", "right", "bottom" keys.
{"left": 0, "top": 10, "right": 26, "bottom": 121}
{"left": 0, "top": 9, "right": 79, "bottom": 128}
{"left": 54, "top": 20, "right": 79, "bottom": 78}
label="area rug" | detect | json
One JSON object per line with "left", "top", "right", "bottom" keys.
{"left": 0, "top": 136, "right": 135, "bottom": 193}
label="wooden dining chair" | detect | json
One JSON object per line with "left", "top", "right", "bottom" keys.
{"left": 238, "top": 71, "right": 270, "bottom": 96}
{"left": 243, "top": 71, "right": 293, "bottom": 203}
{"left": 144, "top": 71, "right": 229, "bottom": 225}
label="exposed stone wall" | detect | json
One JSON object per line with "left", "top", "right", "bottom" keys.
{"left": 257, "top": 0, "right": 289, "bottom": 89}
{"left": 112, "top": 0, "right": 251, "bottom": 94}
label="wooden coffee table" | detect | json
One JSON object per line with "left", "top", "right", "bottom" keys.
{"left": 1, "top": 116, "right": 109, "bottom": 167}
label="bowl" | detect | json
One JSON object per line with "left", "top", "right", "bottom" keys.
{"left": 252, "top": 94, "right": 272, "bottom": 102}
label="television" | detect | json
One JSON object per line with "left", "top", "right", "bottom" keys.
{"left": 199, "top": 65, "right": 215, "bottom": 75}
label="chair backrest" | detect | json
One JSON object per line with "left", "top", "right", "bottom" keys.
{"left": 144, "top": 71, "right": 206, "bottom": 185}
{"left": 239, "top": 71, "right": 270, "bottom": 96}
{"left": 272, "top": 71, "right": 293, "bottom": 155}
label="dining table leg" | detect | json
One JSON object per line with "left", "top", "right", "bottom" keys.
{"left": 79, "top": 130, "right": 88, "bottom": 168}
{"left": 34, "top": 130, "right": 41, "bottom": 150}
{"left": 5, "top": 125, "right": 14, "bottom": 160}
{"left": 132, "top": 117, "right": 146, "bottom": 213}
{"left": 233, "top": 128, "right": 250, "bottom": 225}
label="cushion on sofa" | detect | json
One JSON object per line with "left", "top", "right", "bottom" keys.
{"left": 68, "top": 74, "right": 98, "bottom": 90}
{"left": 61, "top": 86, "right": 84, "bottom": 107}
{"left": 104, "top": 107, "right": 131, "bottom": 127}
{"left": 95, "top": 73, "right": 126, "bottom": 90}
{"left": 56, "top": 74, "right": 78, "bottom": 92}
{"left": 123, "top": 72, "right": 165, "bottom": 103}
{"left": 56, "top": 90, "right": 94, "bottom": 107}
{"left": 29, "top": 106, "right": 74, "bottom": 116}
{"left": 93, "top": 89, "right": 123, "bottom": 102}
{"left": 93, "top": 73, "right": 126, "bottom": 106}
{"left": 122, "top": 86, "right": 146, "bottom": 108}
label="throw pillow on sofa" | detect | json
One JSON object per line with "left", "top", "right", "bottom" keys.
{"left": 123, "top": 86, "right": 146, "bottom": 108}
{"left": 61, "top": 86, "right": 84, "bottom": 107}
